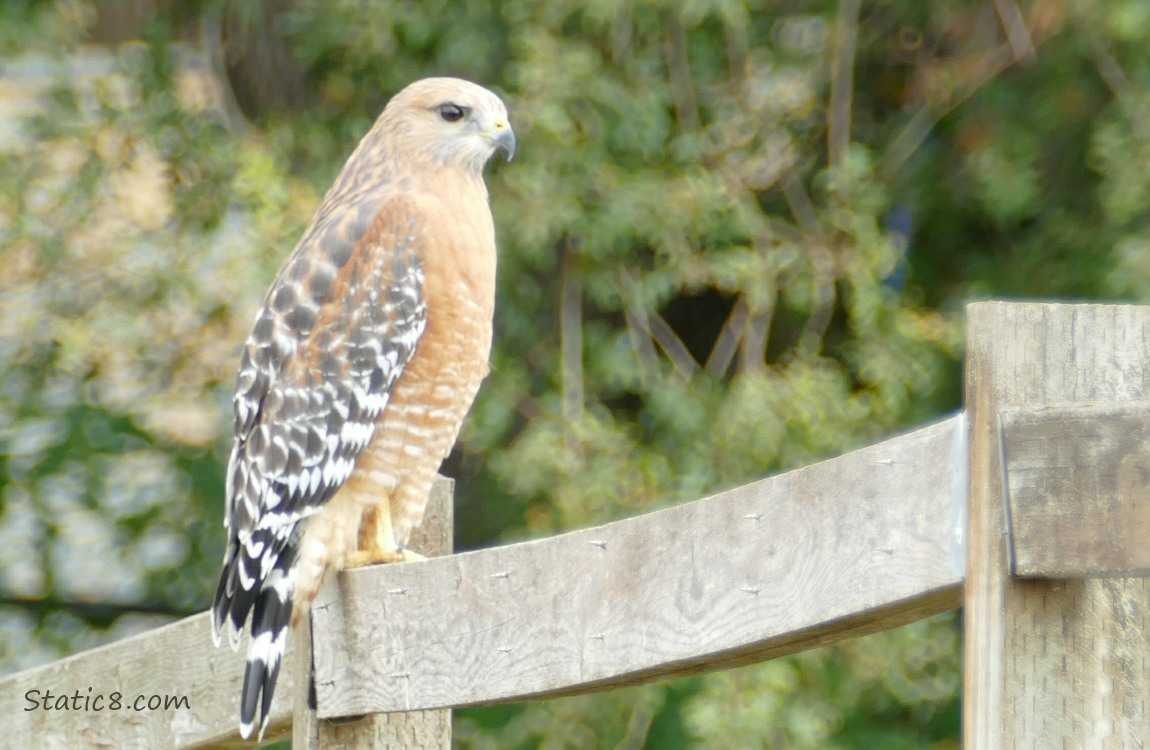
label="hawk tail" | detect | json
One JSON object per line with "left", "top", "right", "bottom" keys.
{"left": 240, "top": 536, "right": 299, "bottom": 740}
{"left": 210, "top": 524, "right": 300, "bottom": 740}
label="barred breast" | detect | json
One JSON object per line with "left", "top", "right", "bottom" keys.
{"left": 350, "top": 274, "right": 494, "bottom": 547}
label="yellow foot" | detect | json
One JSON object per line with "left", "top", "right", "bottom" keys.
{"left": 345, "top": 547, "right": 427, "bottom": 568}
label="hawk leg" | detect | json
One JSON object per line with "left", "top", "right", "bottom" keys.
{"left": 347, "top": 503, "right": 426, "bottom": 568}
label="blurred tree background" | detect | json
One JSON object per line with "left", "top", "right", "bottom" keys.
{"left": 1, "top": 0, "right": 1147, "bottom": 747}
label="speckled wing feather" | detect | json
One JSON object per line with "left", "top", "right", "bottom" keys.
{"left": 210, "top": 197, "right": 426, "bottom": 736}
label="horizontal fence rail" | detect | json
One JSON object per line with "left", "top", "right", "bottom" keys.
{"left": 1, "top": 419, "right": 964, "bottom": 748}
{"left": 2, "top": 610, "right": 296, "bottom": 749}
{"left": 311, "top": 417, "right": 965, "bottom": 717}
{"left": 999, "top": 400, "right": 1150, "bottom": 578}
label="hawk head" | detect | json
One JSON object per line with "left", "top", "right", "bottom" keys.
{"left": 382, "top": 77, "right": 516, "bottom": 174}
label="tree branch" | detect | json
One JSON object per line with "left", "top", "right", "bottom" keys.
{"left": 828, "top": 0, "right": 862, "bottom": 171}
{"left": 662, "top": 10, "right": 701, "bottom": 133}
{"left": 560, "top": 237, "right": 583, "bottom": 424}
{"left": 647, "top": 312, "right": 702, "bottom": 381}
{"left": 706, "top": 296, "right": 749, "bottom": 378}
{"left": 991, "top": 0, "right": 1036, "bottom": 64}
{"left": 619, "top": 269, "right": 661, "bottom": 379}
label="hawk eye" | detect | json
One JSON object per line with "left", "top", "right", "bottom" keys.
{"left": 438, "top": 103, "right": 467, "bottom": 123}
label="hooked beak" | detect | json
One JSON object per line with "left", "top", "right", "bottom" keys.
{"left": 490, "top": 120, "right": 516, "bottom": 162}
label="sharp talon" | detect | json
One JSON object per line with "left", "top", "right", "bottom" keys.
{"left": 397, "top": 547, "right": 427, "bottom": 563}
{"left": 346, "top": 547, "right": 427, "bottom": 568}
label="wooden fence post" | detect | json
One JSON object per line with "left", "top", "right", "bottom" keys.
{"left": 964, "top": 302, "right": 1150, "bottom": 748}
{"left": 293, "top": 477, "right": 455, "bottom": 750}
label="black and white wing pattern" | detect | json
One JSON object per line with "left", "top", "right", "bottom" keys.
{"left": 210, "top": 197, "right": 426, "bottom": 738}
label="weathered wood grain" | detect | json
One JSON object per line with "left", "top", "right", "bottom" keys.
{"left": 294, "top": 478, "right": 454, "bottom": 749}
{"left": 2, "top": 609, "right": 294, "bottom": 750}
{"left": 1, "top": 417, "right": 964, "bottom": 747}
{"left": 965, "top": 302, "right": 1150, "bottom": 749}
{"left": 312, "top": 416, "right": 964, "bottom": 718}
{"left": 1001, "top": 400, "right": 1150, "bottom": 577}
{"left": 0, "top": 480, "right": 459, "bottom": 750}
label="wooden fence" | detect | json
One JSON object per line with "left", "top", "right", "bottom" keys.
{"left": 3, "top": 301, "right": 1149, "bottom": 749}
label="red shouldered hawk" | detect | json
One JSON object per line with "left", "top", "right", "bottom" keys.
{"left": 210, "top": 77, "right": 514, "bottom": 740}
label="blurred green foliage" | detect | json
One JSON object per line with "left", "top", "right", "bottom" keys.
{"left": 2, "top": 0, "right": 1150, "bottom": 746}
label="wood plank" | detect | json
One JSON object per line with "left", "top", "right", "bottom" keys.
{"left": 1, "top": 610, "right": 294, "bottom": 750}
{"left": 292, "top": 611, "right": 322, "bottom": 749}
{"left": 312, "top": 416, "right": 964, "bottom": 718}
{"left": 964, "top": 302, "right": 1150, "bottom": 749}
{"left": 1001, "top": 401, "right": 1150, "bottom": 577}
{"left": 1, "top": 478, "right": 459, "bottom": 750}
{"left": 295, "top": 478, "right": 454, "bottom": 749}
